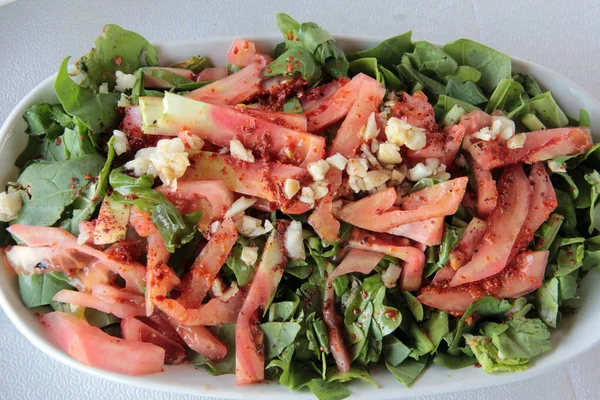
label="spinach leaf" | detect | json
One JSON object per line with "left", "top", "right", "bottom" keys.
{"left": 109, "top": 170, "right": 198, "bottom": 252}
{"left": 485, "top": 78, "right": 526, "bottom": 114}
{"left": 396, "top": 55, "right": 446, "bottom": 99}
{"left": 513, "top": 74, "right": 543, "bottom": 97}
{"left": 382, "top": 335, "right": 411, "bottom": 366}
{"left": 385, "top": 356, "right": 428, "bottom": 387}
{"left": 265, "top": 46, "right": 323, "bottom": 86}
{"left": 55, "top": 57, "right": 120, "bottom": 133}
{"left": 402, "top": 291, "right": 424, "bottom": 322}
{"left": 433, "top": 95, "right": 479, "bottom": 119}
{"left": 84, "top": 308, "right": 120, "bottom": 328}
{"left": 347, "top": 32, "right": 414, "bottom": 69}
{"left": 13, "top": 154, "right": 106, "bottom": 227}
{"left": 555, "top": 243, "right": 584, "bottom": 276}
{"left": 141, "top": 67, "right": 212, "bottom": 91}
{"left": 406, "top": 41, "right": 457, "bottom": 80}
{"left": 260, "top": 322, "right": 302, "bottom": 360}
{"left": 446, "top": 65, "right": 481, "bottom": 83}
{"left": 18, "top": 273, "right": 74, "bottom": 307}
{"left": 76, "top": 24, "right": 158, "bottom": 89}
{"left": 267, "top": 346, "right": 316, "bottom": 390}
{"left": 22, "top": 103, "right": 74, "bottom": 139}
{"left": 445, "top": 78, "right": 488, "bottom": 105}
{"left": 326, "top": 365, "right": 377, "bottom": 386}
{"left": 464, "top": 334, "right": 529, "bottom": 373}
{"left": 298, "top": 22, "right": 348, "bottom": 78}
{"left": 523, "top": 92, "right": 569, "bottom": 129}
{"left": 169, "top": 55, "right": 212, "bottom": 73}
{"left": 433, "top": 353, "right": 475, "bottom": 369}
{"left": 306, "top": 379, "right": 351, "bottom": 400}
{"left": 535, "top": 278, "right": 560, "bottom": 328}
{"left": 225, "top": 242, "right": 257, "bottom": 287}
{"left": 348, "top": 58, "right": 384, "bottom": 86}
{"left": 443, "top": 39, "right": 511, "bottom": 92}
{"left": 421, "top": 309, "right": 449, "bottom": 350}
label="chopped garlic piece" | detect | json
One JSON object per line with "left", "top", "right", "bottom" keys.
{"left": 370, "top": 139, "right": 380, "bottom": 154}
{"left": 363, "top": 170, "right": 391, "bottom": 190}
{"left": 359, "top": 112, "right": 379, "bottom": 140}
{"left": 235, "top": 215, "right": 272, "bottom": 237}
{"left": 117, "top": 93, "right": 131, "bottom": 108}
{"left": 225, "top": 196, "right": 257, "bottom": 218}
{"left": 346, "top": 158, "right": 369, "bottom": 177}
{"left": 0, "top": 191, "right": 22, "bottom": 222}
{"left": 307, "top": 160, "right": 330, "bottom": 181}
{"left": 312, "top": 185, "right": 329, "bottom": 200}
{"left": 229, "top": 139, "right": 255, "bottom": 162}
{"left": 326, "top": 153, "right": 348, "bottom": 170}
{"left": 179, "top": 131, "right": 205, "bottom": 150}
{"left": 299, "top": 187, "right": 315, "bottom": 205}
{"left": 507, "top": 133, "right": 526, "bottom": 149}
{"left": 210, "top": 221, "right": 221, "bottom": 233}
{"left": 98, "top": 82, "right": 109, "bottom": 94}
{"left": 241, "top": 246, "right": 258, "bottom": 266}
{"left": 112, "top": 130, "right": 129, "bottom": 156}
{"left": 391, "top": 165, "right": 407, "bottom": 183}
{"left": 348, "top": 176, "right": 364, "bottom": 193}
{"left": 473, "top": 126, "right": 493, "bottom": 141}
{"left": 407, "top": 162, "right": 432, "bottom": 181}
{"left": 360, "top": 144, "right": 380, "bottom": 167}
{"left": 490, "top": 116, "right": 516, "bottom": 140}
{"left": 382, "top": 263, "right": 402, "bottom": 288}
{"left": 377, "top": 142, "right": 402, "bottom": 164}
{"left": 385, "top": 117, "right": 427, "bottom": 150}
{"left": 115, "top": 70, "right": 136, "bottom": 92}
{"left": 284, "top": 179, "right": 301, "bottom": 199}
{"left": 284, "top": 221, "right": 306, "bottom": 260}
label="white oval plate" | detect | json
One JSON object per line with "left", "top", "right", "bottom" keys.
{"left": 1, "top": 35, "right": 600, "bottom": 399}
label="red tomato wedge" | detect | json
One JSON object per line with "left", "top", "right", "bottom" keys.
{"left": 52, "top": 289, "right": 145, "bottom": 318}
{"left": 196, "top": 67, "right": 228, "bottom": 82}
{"left": 449, "top": 165, "right": 531, "bottom": 287}
{"left": 324, "top": 248, "right": 384, "bottom": 373}
{"left": 7, "top": 225, "right": 146, "bottom": 292}
{"left": 471, "top": 161, "right": 498, "bottom": 218}
{"left": 308, "top": 168, "right": 343, "bottom": 243}
{"left": 387, "top": 218, "right": 445, "bottom": 246}
{"left": 301, "top": 80, "right": 343, "bottom": 113}
{"left": 305, "top": 74, "right": 369, "bottom": 132}
{"left": 235, "top": 106, "right": 308, "bottom": 131}
{"left": 178, "top": 217, "right": 238, "bottom": 308}
{"left": 468, "top": 127, "right": 593, "bottom": 170}
{"left": 227, "top": 39, "right": 261, "bottom": 67}
{"left": 408, "top": 124, "right": 466, "bottom": 166}
{"left": 140, "top": 94, "right": 325, "bottom": 166}
{"left": 183, "top": 152, "right": 313, "bottom": 214}
{"left": 121, "top": 316, "right": 187, "bottom": 364}
{"left": 174, "top": 324, "right": 227, "bottom": 360}
{"left": 41, "top": 311, "right": 165, "bottom": 376}
{"left": 348, "top": 229, "right": 426, "bottom": 291}
{"left": 143, "top": 67, "right": 194, "bottom": 89}
{"left": 129, "top": 206, "right": 158, "bottom": 237}
{"left": 329, "top": 75, "right": 386, "bottom": 158}
{"left": 338, "top": 178, "right": 468, "bottom": 232}
{"left": 431, "top": 265, "right": 456, "bottom": 284}
{"left": 236, "top": 223, "right": 288, "bottom": 385}
{"left": 185, "top": 58, "right": 267, "bottom": 105}
{"left": 390, "top": 91, "right": 438, "bottom": 131}
{"left": 459, "top": 110, "right": 493, "bottom": 137}
{"left": 418, "top": 250, "right": 549, "bottom": 313}
{"left": 448, "top": 217, "right": 488, "bottom": 270}
{"left": 510, "top": 163, "right": 558, "bottom": 260}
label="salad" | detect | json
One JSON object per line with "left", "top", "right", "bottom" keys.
{"left": 1, "top": 12, "right": 599, "bottom": 399}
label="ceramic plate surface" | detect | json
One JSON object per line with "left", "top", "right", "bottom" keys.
{"left": 1, "top": 34, "right": 600, "bottom": 399}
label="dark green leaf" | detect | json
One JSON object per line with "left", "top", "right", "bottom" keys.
{"left": 382, "top": 335, "right": 411, "bottom": 366}
{"left": 18, "top": 273, "right": 74, "bottom": 307}
{"left": 433, "top": 353, "right": 475, "bottom": 369}
{"left": 445, "top": 78, "right": 488, "bottom": 105}
{"left": 306, "top": 379, "right": 351, "bottom": 400}
{"left": 169, "top": 55, "right": 212, "bottom": 73}
{"left": 265, "top": 46, "right": 323, "bottom": 86}
{"left": 385, "top": 356, "right": 429, "bottom": 387}
{"left": 188, "top": 324, "right": 236, "bottom": 375}
{"left": 406, "top": 41, "right": 457, "bottom": 80}
{"left": 260, "top": 322, "right": 302, "bottom": 360}
{"left": 347, "top": 32, "right": 414, "bottom": 69}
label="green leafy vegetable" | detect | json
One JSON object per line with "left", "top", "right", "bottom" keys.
{"left": 347, "top": 32, "right": 414, "bottom": 69}
{"left": 406, "top": 41, "right": 457, "bottom": 80}
{"left": 260, "top": 322, "right": 302, "bottom": 360}
{"left": 22, "top": 103, "right": 74, "bottom": 140}
{"left": 169, "top": 55, "right": 212, "bottom": 73}
{"left": 385, "top": 356, "right": 429, "bottom": 387}
{"left": 265, "top": 46, "right": 323, "bottom": 86}
{"left": 18, "top": 273, "right": 74, "bottom": 307}
{"left": 188, "top": 324, "right": 236, "bottom": 375}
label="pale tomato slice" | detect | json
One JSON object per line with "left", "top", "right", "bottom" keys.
{"left": 235, "top": 106, "right": 308, "bottom": 131}
{"left": 348, "top": 229, "right": 425, "bottom": 291}
{"left": 41, "top": 311, "right": 165, "bottom": 375}
{"left": 121, "top": 316, "right": 187, "bottom": 364}
{"left": 387, "top": 218, "right": 445, "bottom": 246}
{"left": 186, "top": 57, "right": 267, "bottom": 105}
{"left": 408, "top": 124, "right": 466, "bottom": 166}
{"left": 329, "top": 75, "right": 386, "bottom": 158}
{"left": 390, "top": 91, "right": 438, "bottom": 131}
{"left": 196, "top": 67, "right": 228, "bottom": 82}
{"left": 129, "top": 206, "right": 158, "bottom": 237}
{"left": 227, "top": 39, "right": 262, "bottom": 67}
{"left": 301, "top": 80, "right": 343, "bottom": 113}
{"left": 448, "top": 217, "right": 488, "bottom": 270}
{"left": 471, "top": 161, "right": 498, "bottom": 218}
{"left": 449, "top": 165, "right": 530, "bottom": 287}
{"left": 236, "top": 223, "right": 287, "bottom": 385}
{"left": 431, "top": 265, "right": 456, "bottom": 284}
{"left": 509, "top": 163, "right": 558, "bottom": 260}
{"left": 52, "top": 289, "right": 145, "bottom": 319}
{"left": 183, "top": 152, "right": 313, "bottom": 214}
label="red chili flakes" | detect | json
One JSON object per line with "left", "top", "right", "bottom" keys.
{"left": 114, "top": 56, "right": 122, "bottom": 66}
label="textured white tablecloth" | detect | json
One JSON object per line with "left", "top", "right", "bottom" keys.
{"left": 1, "top": 0, "right": 599, "bottom": 398}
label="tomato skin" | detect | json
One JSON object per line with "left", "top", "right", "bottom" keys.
{"left": 129, "top": 206, "right": 158, "bottom": 237}
{"left": 301, "top": 80, "right": 343, "bottom": 113}
{"left": 121, "top": 316, "right": 187, "bottom": 364}
{"left": 227, "top": 39, "right": 261, "bottom": 67}
{"left": 329, "top": 75, "right": 386, "bottom": 158}
{"left": 41, "top": 311, "right": 165, "bottom": 376}
{"left": 471, "top": 161, "right": 498, "bottom": 218}
{"left": 387, "top": 218, "right": 445, "bottom": 246}
{"left": 408, "top": 124, "right": 466, "bottom": 166}
{"left": 196, "top": 67, "right": 228, "bottom": 82}
{"left": 449, "top": 217, "right": 488, "bottom": 270}
{"left": 390, "top": 91, "right": 438, "bottom": 131}
{"left": 449, "top": 165, "right": 531, "bottom": 287}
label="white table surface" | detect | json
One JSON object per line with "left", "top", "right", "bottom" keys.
{"left": 1, "top": 0, "right": 599, "bottom": 399}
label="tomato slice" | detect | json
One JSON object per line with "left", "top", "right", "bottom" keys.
{"left": 471, "top": 160, "right": 498, "bottom": 218}
{"left": 308, "top": 168, "right": 343, "bottom": 243}
{"left": 129, "top": 206, "right": 158, "bottom": 237}
{"left": 468, "top": 127, "right": 593, "bottom": 170}
{"left": 418, "top": 250, "right": 549, "bottom": 313}
{"left": 178, "top": 217, "right": 238, "bottom": 308}
{"left": 235, "top": 106, "right": 308, "bottom": 131}
{"left": 52, "top": 289, "right": 144, "bottom": 318}
{"left": 301, "top": 80, "right": 343, "bottom": 113}
{"left": 448, "top": 217, "right": 488, "bottom": 270}
{"left": 408, "top": 124, "right": 466, "bottom": 166}
{"left": 387, "top": 218, "right": 445, "bottom": 246}
{"left": 431, "top": 265, "right": 456, "bottom": 284}
{"left": 305, "top": 74, "right": 369, "bottom": 132}
{"left": 390, "top": 91, "right": 438, "bottom": 131}
{"left": 174, "top": 323, "right": 227, "bottom": 360}
{"left": 121, "top": 316, "right": 187, "bottom": 364}
{"left": 449, "top": 165, "right": 530, "bottom": 287}
{"left": 329, "top": 75, "right": 386, "bottom": 158}
{"left": 185, "top": 57, "right": 267, "bottom": 105}
{"left": 41, "top": 311, "right": 165, "bottom": 376}
{"left": 510, "top": 162, "right": 558, "bottom": 260}
{"left": 196, "top": 67, "right": 228, "bottom": 82}
{"left": 460, "top": 110, "right": 493, "bottom": 138}
{"left": 183, "top": 152, "right": 313, "bottom": 214}
{"left": 236, "top": 223, "right": 288, "bottom": 385}
{"left": 227, "top": 39, "right": 262, "bottom": 67}
{"left": 348, "top": 229, "right": 425, "bottom": 291}
{"left": 324, "top": 248, "right": 384, "bottom": 373}
{"left": 7, "top": 225, "right": 146, "bottom": 293}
